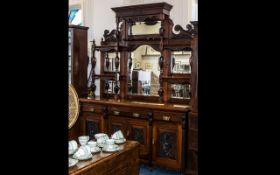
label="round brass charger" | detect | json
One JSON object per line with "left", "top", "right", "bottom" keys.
{"left": 69, "top": 84, "right": 79, "bottom": 129}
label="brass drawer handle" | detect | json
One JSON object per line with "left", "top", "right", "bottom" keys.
{"left": 162, "top": 116, "right": 170, "bottom": 121}
{"left": 84, "top": 108, "right": 95, "bottom": 112}
{"left": 113, "top": 111, "right": 120, "bottom": 115}
{"left": 132, "top": 113, "right": 140, "bottom": 118}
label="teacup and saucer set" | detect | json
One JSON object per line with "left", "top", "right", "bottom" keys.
{"left": 94, "top": 133, "right": 109, "bottom": 148}
{"left": 111, "top": 130, "right": 126, "bottom": 144}
{"left": 87, "top": 140, "right": 101, "bottom": 154}
{"left": 102, "top": 139, "right": 121, "bottom": 152}
{"left": 71, "top": 136, "right": 93, "bottom": 161}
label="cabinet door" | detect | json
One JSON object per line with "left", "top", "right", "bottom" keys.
{"left": 108, "top": 115, "right": 127, "bottom": 138}
{"left": 153, "top": 121, "right": 182, "bottom": 170}
{"left": 80, "top": 112, "right": 104, "bottom": 140}
{"left": 128, "top": 119, "right": 150, "bottom": 158}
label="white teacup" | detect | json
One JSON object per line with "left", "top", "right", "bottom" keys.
{"left": 94, "top": 133, "right": 109, "bottom": 140}
{"left": 97, "top": 138, "right": 107, "bottom": 147}
{"left": 69, "top": 140, "right": 78, "bottom": 152}
{"left": 106, "top": 139, "right": 115, "bottom": 145}
{"left": 87, "top": 141, "right": 97, "bottom": 148}
{"left": 78, "top": 136, "right": 89, "bottom": 146}
{"left": 111, "top": 130, "right": 124, "bottom": 140}
{"left": 74, "top": 145, "right": 91, "bottom": 158}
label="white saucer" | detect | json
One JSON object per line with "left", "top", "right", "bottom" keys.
{"left": 114, "top": 138, "right": 126, "bottom": 144}
{"left": 90, "top": 147, "right": 101, "bottom": 154}
{"left": 69, "top": 158, "right": 78, "bottom": 167}
{"left": 102, "top": 144, "right": 120, "bottom": 152}
{"left": 73, "top": 153, "right": 93, "bottom": 160}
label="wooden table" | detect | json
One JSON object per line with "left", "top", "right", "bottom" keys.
{"left": 69, "top": 141, "right": 140, "bottom": 175}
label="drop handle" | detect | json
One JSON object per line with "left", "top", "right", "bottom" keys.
{"left": 162, "top": 116, "right": 170, "bottom": 121}
{"left": 113, "top": 111, "right": 120, "bottom": 115}
{"left": 132, "top": 113, "right": 140, "bottom": 118}
{"left": 85, "top": 108, "right": 95, "bottom": 112}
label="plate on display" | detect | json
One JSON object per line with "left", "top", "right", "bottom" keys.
{"left": 69, "top": 158, "right": 78, "bottom": 167}
{"left": 102, "top": 145, "right": 120, "bottom": 153}
{"left": 73, "top": 153, "right": 93, "bottom": 160}
{"left": 114, "top": 138, "right": 126, "bottom": 144}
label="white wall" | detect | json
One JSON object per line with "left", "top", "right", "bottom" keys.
{"left": 74, "top": 0, "right": 198, "bottom": 96}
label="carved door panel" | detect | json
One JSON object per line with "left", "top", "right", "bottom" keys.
{"left": 128, "top": 119, "right": 150, "bottom": 158}
{"left": 80, "top": 112, "right": 104, "bottom": 140}
{"left": 108, "top": 116, "right": 128, "bottom": 138}
{"left": 153, "top": 121, "right": 182, "bottom": 170}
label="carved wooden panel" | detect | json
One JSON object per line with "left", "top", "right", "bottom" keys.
{"left": 158, "top": 131, "right": 176, "bottom": 159}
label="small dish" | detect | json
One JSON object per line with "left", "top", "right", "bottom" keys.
{"left": 102, "top": 144, "right": 120, "bottom": 152}
{"left": 114, "top": 138, "right": 126, "bottom": 144}
{"left": 69, "top": 158, "right": 78, "bottom": 167}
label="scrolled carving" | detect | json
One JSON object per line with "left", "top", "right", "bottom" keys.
{"left": 103, "top": 29, "right": 119, "bottom": 42}
{"left": 172, "top": 23, "right": 196, "bottom": 39}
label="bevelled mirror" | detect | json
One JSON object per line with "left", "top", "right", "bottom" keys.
{"left": 170, "top": 51, "right": 191, "bottom": 74}
{"left": 104, "top": 52, "right": 120, "bottom": 72}
{"left": 129, "top": 21, "right": 161, "bottom": 35}
{"left": 170, "top": 84, "right": 191, "bottom": 99}
{"left": 128, "top": 45, "right": 160, "bottom": 96}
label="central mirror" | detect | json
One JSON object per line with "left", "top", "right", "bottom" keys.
{"left": 128, "top": 45, "right": 160, "bottom": 96}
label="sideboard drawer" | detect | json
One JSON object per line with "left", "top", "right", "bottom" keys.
{"left": 153, "top": 111, "right": 183, "bottom": 122}
{"left": 109, "top": 106, "right": 150, "bottom": 119}
{"left": 81, "top": 104, "right": 103, "bottom": 114}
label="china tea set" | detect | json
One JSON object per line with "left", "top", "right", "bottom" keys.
{"left": 69, "top": 130, "right": 126, "bottom": 167}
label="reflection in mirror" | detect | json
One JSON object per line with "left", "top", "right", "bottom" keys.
{"left": 171, "top": 84, "right": 191, "bottom": 99}
{"left": 128, "top": 45, "right": 160, "bottom": 96}
{"left": 104, "top": 52, "right": 120, "bottom": 72}
{"left": 171, "top": 51, "right": 191, "bottom": 74}
{"left": 130, "top": 21, "right": 161, "bottom": 35}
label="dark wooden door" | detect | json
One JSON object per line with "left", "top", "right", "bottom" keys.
{"left": 128, "top": 118, "right": 150, "bottom": 158}
{"left": 108, "top": 115, "right": 128, "bottom": 138}
{"left": 153, "top": 121, "right": 182, "bottom": 170}
{"left": 80, "top": 112, "right": 104, "bottom": 140}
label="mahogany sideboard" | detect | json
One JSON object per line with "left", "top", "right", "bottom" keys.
{"left": 69, "top": 140, "right": 140, "bottom": 175}
{"left": 75, "top": 98, "right": 190, "bottom": 172}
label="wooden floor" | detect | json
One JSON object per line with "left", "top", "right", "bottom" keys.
{"left": 139, "top": 164, "right": 181, "bottom": 175}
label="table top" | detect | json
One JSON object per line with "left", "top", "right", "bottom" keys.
{"left": 69, "top": 140, "right": 139, "bottom": 175}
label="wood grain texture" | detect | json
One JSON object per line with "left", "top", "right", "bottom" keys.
{"left": 69, "top": 141, "right": 140, "bottom": 175}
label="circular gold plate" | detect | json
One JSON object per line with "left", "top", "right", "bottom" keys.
{"left": 69, "top": 84, "right": 79, "bottom": 129}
